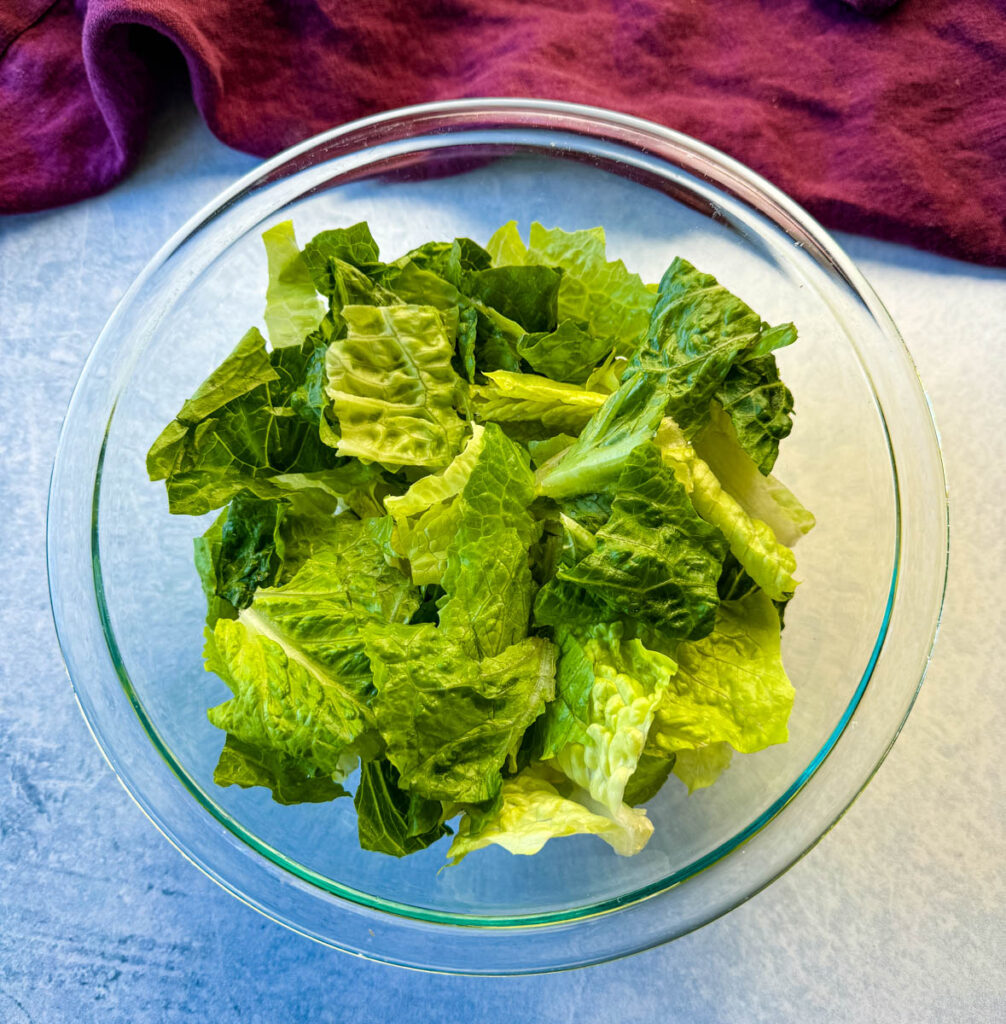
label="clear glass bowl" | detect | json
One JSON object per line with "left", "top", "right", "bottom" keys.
{"left": 47, "top": 99, "right": 948, "bottom": 974}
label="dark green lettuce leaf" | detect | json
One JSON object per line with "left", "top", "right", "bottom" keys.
{"left": 486, "top": 221, "right": 656, "bottom": 358}
{"left": 463, "top": 266, "right": 562, "bottom": 334}
{"left": 147, "top": 329, "right": 339, "bottom": 515}
{"left": 215, "top": 492, "right": 285, "bottom": 609}
{"left": 558, "top": 443, "right": 727, "bottom": 641}
{"left": 633, "top": 258, "right": 797, "bottom": 473}
{"left": 517, "top": 318, "right": 611, "bottom": 384}
{"left": 302, "top": 223, "right": 383, "bottom": 287}
{"left": 193, "top": 510, "right": 236, "bottom": 628}
{"left": 715, "top": 354, "right": 795, "bottom": 475}
{"left": 365, "top": 623, "right": 556, "bottom": 803}
{"left": 623, "top": 748, "right": 677, "bottom": 806}
{"left": 214, "top": 733, "right": 347, "bottom": 805}
{"left": 354, "top": 758, "right": 451, "bottom": 857}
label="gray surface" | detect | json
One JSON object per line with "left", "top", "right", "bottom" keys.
{"left": 1, "top": 103, "right": 1003, "bottom": 1023}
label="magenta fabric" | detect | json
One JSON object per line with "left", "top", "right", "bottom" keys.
{"left": 1, "top": 1, "right": 1004, "bottom": 265}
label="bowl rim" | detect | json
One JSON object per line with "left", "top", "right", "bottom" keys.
{"left": 47, "top": 96, "right": 949, "bottom": 972}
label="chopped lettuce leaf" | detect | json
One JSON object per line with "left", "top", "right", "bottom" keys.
{"left": 147, "top": 330, "right": 339, "bottom": 515}
{"left": 517, "top": 319, "right": 611, "bottom": 384}
{"left": 354, "top": 759, "right": 451, "bottom": 856}
{"left": 213, "top": 733, "right": 347, "bottom": 805}
{"left": 324, "top": 304, "right": 467, "bottom": 468}
{"left": 672, "top": 743, "right": 734, "bottom": 793}
{"left": 645, "top": 591, "right": 794, "bottom": 757}
{"left": 558, "top": 444, "right": 727, "bottom": 641}
{"left": 487, "top": 221, "right": 656, "bottom": 357}
{"left": 261, "top": 220, "right": 324, "bottom": 348}
{"left": 634, "top": 257, "right": 796, "bottom": 465}
{"left": 541, "top": 623, "right": 676, "bottom": 814}
{"left": 693, "top": 404, "right": 815, "bottom": 547}
{"left": 656, "top": 418, "right": 800, "bottom": 601}
{"left": 471, "top": 370, "right": 606, "bottom": 436}
{"left": 205, "top": 519, "right": 419, "bottom": 777}
{"left": 366, "top": 624, "right": 556, "bottom": 803}
{"left": 535, "top": 370, "right": 668, "bottom": 499}
{"left": 447, "top": 764, "right": 653, "bottom": 863}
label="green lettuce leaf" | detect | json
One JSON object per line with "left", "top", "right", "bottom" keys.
{"left": 716, "top": 355, "right": 795, "bottom": 475}
{"left": 672, "top": 743, "right": 733, "bottom": 794}
{"left": 302, "top": 223, "right": 383, "bottom": 288}
{"left": 354, "top": 759, "right": 451, "bottom": 857}
{"left": 535, "top": 370, "right": 668, "bottom": 499}
{"left": 540, "top": 623, "right": 676, "bottom": 814}
{"left": 261, "top": 221, "right": 324, "bottom": 348}
{"left": 644, "top": 590, "right": 794, "bottom": 757}
{"left": 365, "top": 623, "right": 556, "bottom": 803}
{"left": 433, "top": 424, "right": 538, "bottom": 657}
{"left": 464, "top": 266, "right": 562, "bottom": 333}
{"left": 205, "top": 518, "right": 420, "bottom": 777}
{"left": 693, "top": 404, "right": 814, "bottom": 547}
{"left": 381, "top": 259, "right": 528, "bottom": 375}
{"left": 557, "top": 443, "right": 727, "bottom": 641}
{"left": 471, "top": 370, "right": 606, "bottom": 437}
{"left": 487, "top": 221, "right": 656, "bottom": 357}
{"left": 147, "top": 329, "right": 338, "bottom": 515}
{"left": 213, "top": 733, "right": 347, "bottom": 805}
{"left": 517, "top": 319, "right": 612, "bottom": 385}
{"left": 214, "top": 492, "right": 285, "bottom": 609}
{"left": 623, "top": 747, "right": 677, "bottom": 806}
{"left": 656, "top": 418, "right": 799, "bottom": 602}
{"left": 447, "top": 764, "right": 653, "bottom": 863}
{"left": 193, "top": 510, "right": 236, "bottom": 628}
{"left": 634, "top": 258, "right": 796, "bottom": 460}
{"left": 324, "top": 304, "right": 467, "bottom": 468}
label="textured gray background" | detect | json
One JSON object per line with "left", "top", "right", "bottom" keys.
{"left": 1, "top": 103, "right": 1004, "bottom": 1023}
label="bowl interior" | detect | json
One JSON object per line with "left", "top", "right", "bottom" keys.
{"left": 92, "top": 143, "right": 896, "bottom": 922}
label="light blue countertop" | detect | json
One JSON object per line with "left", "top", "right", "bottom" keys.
{"left": 1, "top": 103, "right": 1003, "bottom": 1023}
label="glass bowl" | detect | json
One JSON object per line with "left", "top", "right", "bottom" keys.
{"left": 47, "top": 99, "right": 948, "bottom": 974}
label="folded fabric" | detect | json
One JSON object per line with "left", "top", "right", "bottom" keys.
{"left": 1, "top": 0, "right": 1004, "bottom": 266}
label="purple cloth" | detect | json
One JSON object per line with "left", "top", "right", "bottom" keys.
{"left": 2, "top": 0, "right": 1005, "bottom": 265}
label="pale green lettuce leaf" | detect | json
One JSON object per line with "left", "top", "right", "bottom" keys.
{"left": 365, "top": 623, "right": 556, "bottom": 803}
{"left": 693, "top": 404, "right": 814, "bottom": 547}
{"left": 384, "top": 424, "right": 486, "bottom": 520}
{"left": 541, "top": 623, "right": 676, "bottom": 814}
{"left": 324, "top": 304, "right": 467, "bottom": 468}
{"left": 447, "top": 764, "right": 653, "bottom": 863}
{"left": 656, "top": 418, "right": 799, "bottom": 602}
{"left": 261, "top": 220, "right": 324, "bottom": 348}
{"left": 644, "top": 590, "right": 794, "bottom": 757}
{"left": 471, "top": 370, "right": 606, "bottom": 436}
{"left": 485, "top": 220, "right": 531, "bottom": 267}
{"left": 672, "top": 743, "right": 734, "bottom": 794}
